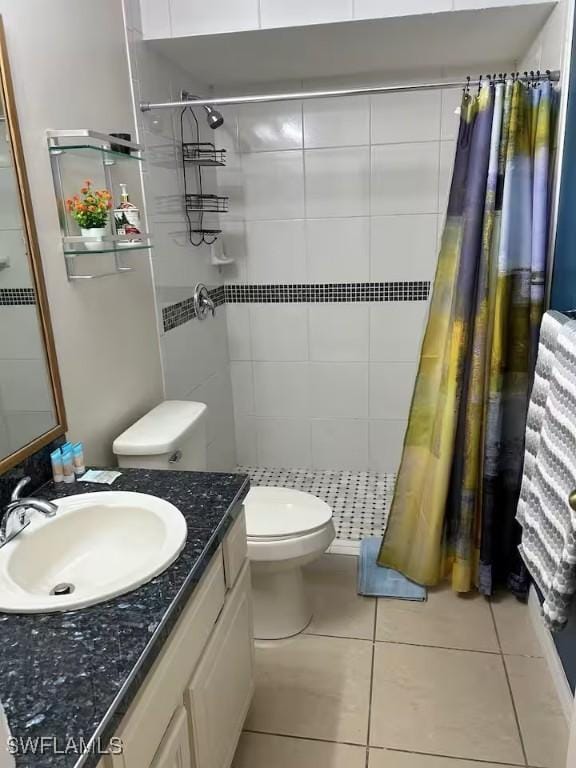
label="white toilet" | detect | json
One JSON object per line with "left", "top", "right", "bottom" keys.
{"left": 113, "top": 401, "right": 335, "bottom": 640}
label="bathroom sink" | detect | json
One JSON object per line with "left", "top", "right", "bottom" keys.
{"left": 0, "top": 491, "right": 187, "bottom": 613}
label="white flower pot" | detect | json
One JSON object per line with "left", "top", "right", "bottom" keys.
{"left": 80, "top": 227, "right": 106, "bottom": 251}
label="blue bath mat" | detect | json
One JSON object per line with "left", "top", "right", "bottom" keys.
{"left": 358, "top": 537, "right": 427, "bottom": 600}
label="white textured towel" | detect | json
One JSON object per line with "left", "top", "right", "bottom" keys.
{"left": 517, "top": 313, "right": 576, "bottom": 631}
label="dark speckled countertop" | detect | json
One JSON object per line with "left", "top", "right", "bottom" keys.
{"left": 0, "top": 468, "right": 249, "bottom": 768}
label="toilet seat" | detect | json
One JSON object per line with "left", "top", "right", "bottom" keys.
{"left": 245, "top": 486, "right": 335, "bottom": 563}
{"left": 245, "top": 486, "right": 332, "bottom": 540}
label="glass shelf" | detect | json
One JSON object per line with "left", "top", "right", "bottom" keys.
{"left": 48, "top": 144, "right": 143, "bottom": 164}
{"left": 64, "top": 243, "right": 152, "bottom": 256}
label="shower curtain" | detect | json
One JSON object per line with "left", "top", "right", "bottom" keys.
{"left": 378, "top": 78, "right": 557, "bottom": 595}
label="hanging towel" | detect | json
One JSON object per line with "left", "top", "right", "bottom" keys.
{"left": 358, "top": 538, "right": 426, "bottom": 600}
{"left": 517, "top": 316, "right": 576, "bottom": 631}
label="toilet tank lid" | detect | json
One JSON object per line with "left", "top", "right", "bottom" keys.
{"left": 112, "top": 401, "right": 207, "bottom": 456}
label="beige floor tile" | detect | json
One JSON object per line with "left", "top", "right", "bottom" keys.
{"left": 491, "top": 593, "right": 543, "bottom": 656}
{"left": 505, "top": 655, "right": 568, "bottom": 768}
{"left": 304, "top": 554, "right": 376, "bottom": 640}
{"left": 368, "top": 749, "right": 521, "bottom": 767}
{"left": 370, "top": 643, "right": 524, "bottom": 764}
{"left": 376, "top": 586, "right": 499, "bottom": 653}
{"left": 245, "top": 634, "right": 372, "bottom": 745}
{"left": 233, "top": 732, "right": 366, "bottom": 767}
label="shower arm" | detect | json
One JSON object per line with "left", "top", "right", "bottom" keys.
{"left": 141, "top": 70, "right": 560, "bottom": 112}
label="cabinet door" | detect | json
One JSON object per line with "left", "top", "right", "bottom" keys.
{"left": 186, "top": 562, "right": 254, "bottom": 768}
{"left": 150, "top": 707, "right": 191, "bottom": 768}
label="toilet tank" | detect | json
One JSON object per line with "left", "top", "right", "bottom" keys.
{"left": 113, "top": 401, "right": 207, "bottom": 472}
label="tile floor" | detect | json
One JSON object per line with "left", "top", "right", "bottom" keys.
{"left": 232, "top": 555, "right": 569, "bottom": 768}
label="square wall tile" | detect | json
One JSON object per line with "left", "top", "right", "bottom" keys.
{"left": 311, "top": 419, "right": 369, "bottom": 470}
{"left": 226, "top": 305, "right": 252, "bottom": 360}
{"left": 303, "top": 95, "right": 370, "bottom": 148}
{"left": 309, "top": 304, "right": 370, "bottom": 361}
{"left": 369, "top": 362, "right": 417, "bottom": 419}
{"left": 505, "top": 655, "right": 569, "bottom": 768}
{"left": 253, "top": 362, "right": 309, "bottom": 417}
{"left": 376, "top": 586, "right": 499, "bottom": 652}
{"left": 306, "top": 147, "right": 370, "bottom": 218}
{"left": 238, "top": 102, "right": 303, "bottom": 152}
{"left": 371, "top": 142, "right": 439, "bottom": 215}
{"left": 246, "top": 220, "right": 307, "bottom": 282}
{"left": 0, "top": 167, "right": 23, "bottom": 229}
{"left": 370, "top": 214, "right": 438, "bottom": 282}
{"left": 439, "top": 139, "right": 456, "bottom": 215}
{"left": 233, "top": 733, "right": 366, "bottom": 768}
{"left": 310, "top": 362, "right": 369, "bottom": 417}
{"left": 441, "top": 87, "right": 463, "bottom": 140}
{"left": 256, "top": 417, "right": 311, "bottom": 467}
{"left": 6, "top": 412, "right": 55, "bottom": 453}
{"left": 260, "top": 0, "right": 353, "bottom": 28}
{"left": 140, "top": 0, "right": 170, "bottom": 37}
{"left": 369, "top": 419, "right": 406, "bottom": 472}
{"left": 0, "top": 307, "right": 44, "bottom": 360}
{"left": 170, "top": 0, "right": 259, "bottom": 35}
{"left": 246, "top": 634, "right": 372, "bottom": 744}
{"left": 307, "top": 217, "right": 370, "bottom": 282}
{"left": 230, "top": 361, "right": 254, "bottom": 415}
{"left": 243, "top": 151, "right": 305, "bottom": 220}
{"left": 354, "top": 0, "right": 451, "bottom": 19}
{"left": 370, "top": 302, "right": 428, "bottom": 362}
{"left": 250, "top": 305, "right": 308, "bottom": 361}
{"left": 370, "top": 643, "right": 524, "bottom": 764}
{"left": 234, "top": 413, "right": 257, "bottom": 465}
{"left": 371, "top": 90, "right": 441, "bottom": 144}
{"left": 0, "top": 359, "right": 54, "bottom": 413}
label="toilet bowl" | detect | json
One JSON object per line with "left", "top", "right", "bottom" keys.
{"left": 245, "top": 486, "right": 335, "bottom": 640}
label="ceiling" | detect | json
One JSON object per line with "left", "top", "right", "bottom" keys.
{"left": 148, "top": 3, "right": 555, "bottom": 90}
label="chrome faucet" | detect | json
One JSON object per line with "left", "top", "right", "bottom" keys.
{"left": 0, "top": 476, "right": 58, "bottom": 547}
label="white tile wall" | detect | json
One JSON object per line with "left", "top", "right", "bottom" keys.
{"left": 169, "top": 0, "right": 259, "bottom": 35}
{"left": 221, "top": 84, "right": 456, "bottom": 469}
{"left": 243, "top": 150, "right": 305, "bottom": 219}
{"left": 246, "top": 219, "right": 307, "bottom": 282}
{"left": 260, "top": 0, "right": 353, "bottom": 28}
{"left": 309, "top": 304, "right": 369, "bottom": 361}
{"left": 354, "top": 0, "right": 451, "bottom": 19}
{"left": 306, "top": 217, "right": 370, "bottom": 282}
{"left": 303, "top": 96, "right": 370, "bottom": 148}
{"left": 371, "top": 142, "right": 440, "bottom": 215}
{"left": 305, "top": 147, "right": 370, "bottom": 218}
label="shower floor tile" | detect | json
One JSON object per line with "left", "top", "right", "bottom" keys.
{"left": 237, "top": 466, "right": 394, "bottom": 543}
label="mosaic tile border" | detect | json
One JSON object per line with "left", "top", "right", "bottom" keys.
{"left": 162, "top": 285, "right": 225, "bottom": 332}
{"left": 162, "top": 281, "right": 430, "bottom": 332}
{"left": 0, "top": 288, "right": 36, "bottom": 306}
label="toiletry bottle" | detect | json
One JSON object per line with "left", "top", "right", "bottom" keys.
{"left": 114, "top": 183, "right": 141, "bottom": 241}
{"left": 72, "top": 443, "right": 86, "bottom": 475}
{"left": 50, "top": 449, "right": 64, "bottom": 484}
{"left": 61, "top": 449, "right": 75, "bottom": 484}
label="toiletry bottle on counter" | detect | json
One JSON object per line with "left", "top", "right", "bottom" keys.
{"left": 61, "top": 449, "right": 75, "bottom": 484}
{"left": 50, "top": 449, "right": 63, "bottom": 484}
{"left": 114, "top": 183, "right": 141, "bottom": 242}
{"left": 73, "top": 443, "right": 86, "bottom": 475}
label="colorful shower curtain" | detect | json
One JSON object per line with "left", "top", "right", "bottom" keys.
{"left": 378, "top": 78, "right": 557, "bottom": 595}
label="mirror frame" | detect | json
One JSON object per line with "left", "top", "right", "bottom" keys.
{"left": 0, "top": 16, "right": 66, "bottom": 474}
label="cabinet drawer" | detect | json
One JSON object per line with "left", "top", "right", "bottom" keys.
{"left": 186, "top": 561, "right": 254, "bottom": 768}
{"left": 223, "top": 508, "right": 247, "bottom": 589}
{"left": 112, "top": 549, "right": 226, "bottom": 768}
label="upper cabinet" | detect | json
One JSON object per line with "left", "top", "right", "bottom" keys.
{"left": 140, "top": 0, "right": 557, "bottom": 39}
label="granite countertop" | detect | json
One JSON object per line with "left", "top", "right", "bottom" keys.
{"left": 0, "top": 468, "right": 249, "bottom": 768}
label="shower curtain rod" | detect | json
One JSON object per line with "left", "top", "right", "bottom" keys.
{"left": 140, "top": 70, "right": 560, "bottom": 111}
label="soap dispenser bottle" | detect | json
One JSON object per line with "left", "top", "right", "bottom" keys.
{"left": 114, "top": 183, "right": 141, "bottom": 242}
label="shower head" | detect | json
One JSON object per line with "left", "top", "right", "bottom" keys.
{"left": 203, "top": 105, "right": 224, "bottom": 129}
{"left": 180, "top": 91, "right": 224, "bottom": 129}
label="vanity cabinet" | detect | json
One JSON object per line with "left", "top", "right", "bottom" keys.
{"left": 109, "top": 509, "right": 252, "bottom": 768}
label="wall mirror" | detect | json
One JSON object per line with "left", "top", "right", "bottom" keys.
{"left": 0, "top": 17, "right": 66, "bottom": 473}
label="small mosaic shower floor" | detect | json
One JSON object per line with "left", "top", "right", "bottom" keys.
{"left": 237, "top": 467, "right": 395, "bottom": 545}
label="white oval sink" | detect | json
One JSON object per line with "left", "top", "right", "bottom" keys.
{"left": 0, "top": 491, "right": 187, "bottom": 613}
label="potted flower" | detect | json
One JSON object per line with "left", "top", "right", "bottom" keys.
{"left": 66, "top": 180, "right": 112, "bottom": 250}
